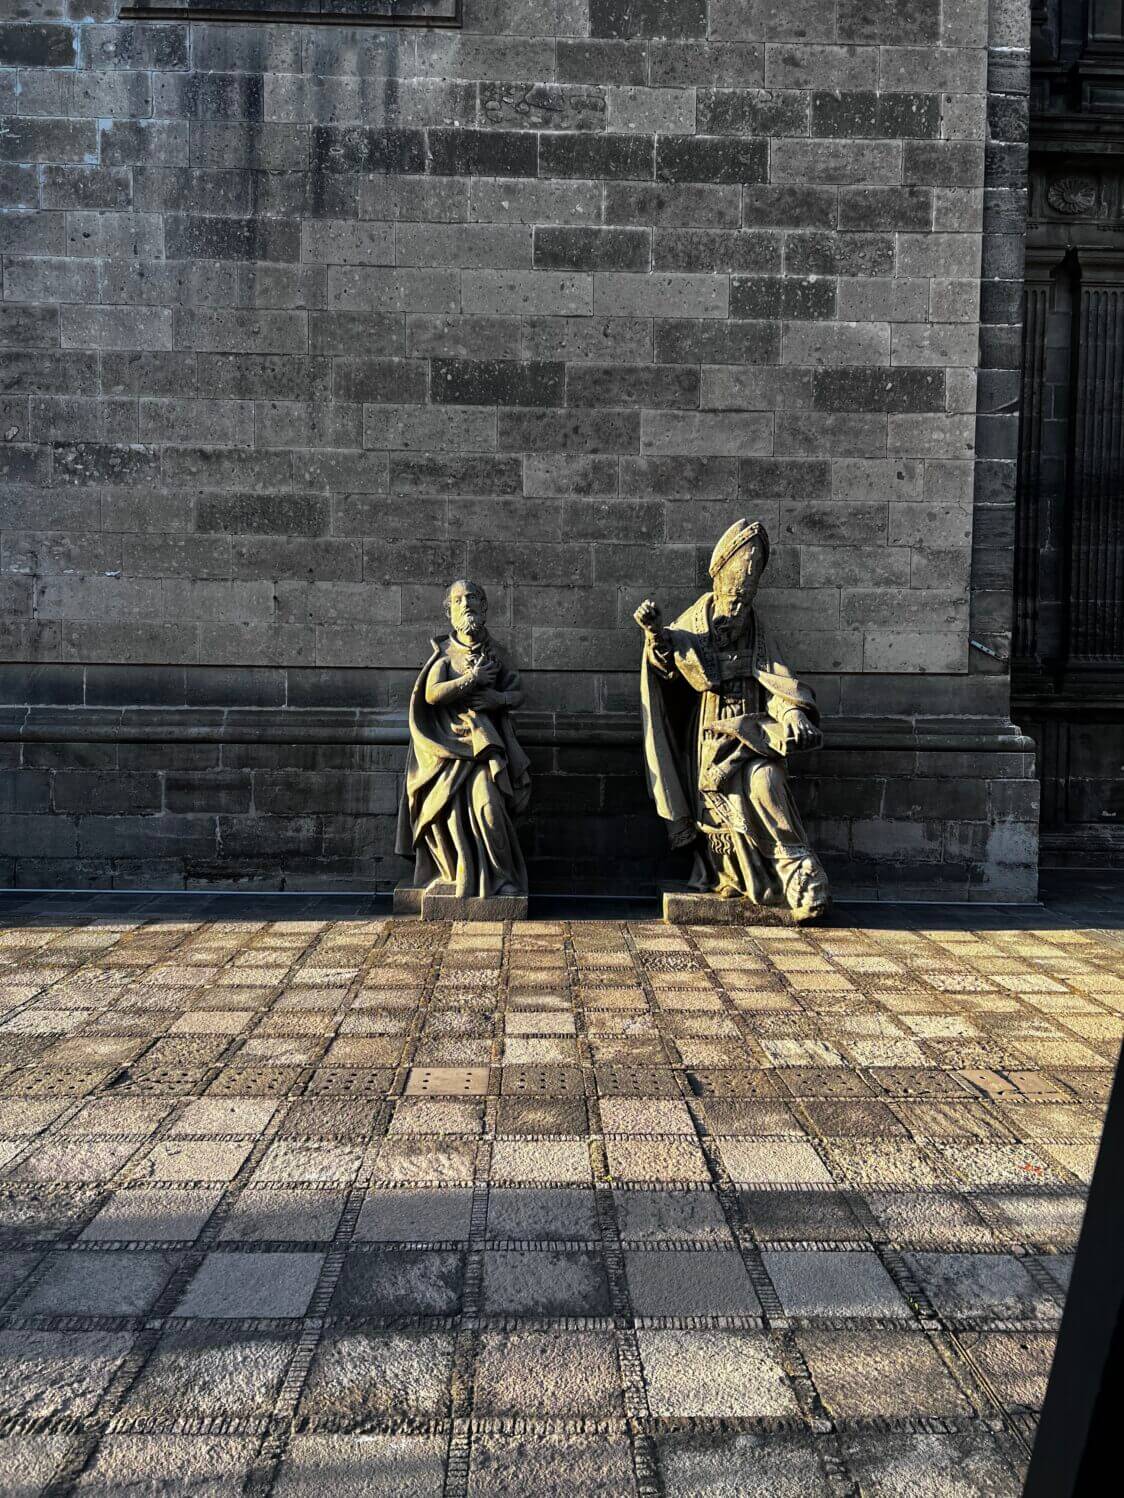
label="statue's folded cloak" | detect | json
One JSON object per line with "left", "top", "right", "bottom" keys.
{"left": 395, "top": 635, "right": 531, "bottom": 860}
{"left": 640, "top": 595, "right": 817, "bottom": 842}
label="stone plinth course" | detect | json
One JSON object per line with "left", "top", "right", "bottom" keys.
{"left": 0, "top": 885, "right": 1117, "bottom": 1493}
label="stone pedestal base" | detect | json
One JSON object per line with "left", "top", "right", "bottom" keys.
{"left": 392, "top": 881, "right": 426, "bottom": 917}
{"left": 394, "top": 880, "right": 527, "bottom": 921}
{"left": 662, "top": 888, "right": 820, "bottom": 926}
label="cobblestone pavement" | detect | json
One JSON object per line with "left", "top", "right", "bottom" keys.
{"left": 0, "top": 891, "right": 1120, "bottom": 1496}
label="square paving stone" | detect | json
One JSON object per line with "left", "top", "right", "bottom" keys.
{"left": 717, "top": 1138, "right": 833, "bottom": 1185}
{"left": 978, "top": 1191, "right": 1086, "bottom": 1247}
{"left": 275, "top": 1433, "right": 447, "bottom": 1497}
{"left": 390, "top": 1098, "right": 484, "bottom": 1135}
{"left": 0, "top": 1185, "right": 96, "bottom": 1242}
{"left": 763, "top": 1250, "right": 910, "bottom": 1319}
{"left": 7, "top": 1138, "right": 142, "bottom": 1183}
{"left": 595, "top": 1064, "right": 681, "bottom": 1098}
{"left": 656, "top": 1431, "right": 831, "bottom": 1498}
{"left": 81, "top": 1186, "right": 225, "bottom": 1242}
{"left": 903, "top": 1252, "right": 1053, "bottom": 1321}
{"left": 701, "top": 1100, "right": 803, "bottom": 1135}
{"left": 330, "top": 1249, "right": 464, "bottom": 1317}
{"left": 495, "top": 1098, "right": 588, "bottom": 1135}
{"left": 299, "top": 1328, "right": 454, "bottom": 1425}
{"left": 74, "top": 1435, "right": 258, "bottom": 1495}
{"left": 0, "top": 1329, "right": 135, "bottom": 1422}
{"left": 798, "top": 1100, "right": 908, "bottom": 1136}
{"left": 0, "top": 1100, "right": 67, "bottom": 1135}
{"left": 253, "top": 1140, "right": 365, "bottom": 1185}
{"left": 739, "top": 1189, "right": 866, "bottom": 1243}
{"left": 220, "top": 1189, "right": 346, "bottom": 1243}
{"left": 356, "top": 1187, "right": 474, "bottom": 1243}
{"left": 625, "top": 1248, "right": 761, "bottom": 1317}
{"left": 490, "top": 1139, "right": 591, "bottom": 1183}
{"left": 174, "top": 1250, "right": 323, "bottom": 1318}
{"left": 473, "top": 1329, "right": 622, "bottom": 1417}
{"left": 822, "top": 1138, "right": 947, "bottom": 1187}
{"left": 840, "top": 1429, "right": 1022, "bottom": 1497}
{"left": 369, "top": 1138, "right": 477, "bottom": 1184}
{"left": 605, "top": 1136, "right": 711, "bottom": 1184}
{"left": 170, "top": 1010, "right": 251, "bottom": 1035}
{"left": 500, "top": 1066, "right": 584, "bottom": 1097}
{"left": 599, "top": 1098, "right": 695, "bottom": 1134}
{"left": 129, "top": 1139, "right": 254, "bottom": 1183}
{"left": 118, "top": 1322, "right": 296, "bottom": 1420}
{"left": 19, "top": 1250, "right": 178, "bottom": 1316}
{"left": 486, "top": 1187, "right": 597, "bottom": 1242}
{"left": 798, "top": 1326, "right": 972, "bottom": 1417}
{"left": 276, "top": 1101, "right": 378, "bottom": 1139}
{"left": 957, "top": 1330, "right": 1056, "bottom": 1410}
{"left": 638, "top": 1329, "right": 799, "bottom": 1417}
{"left": 0, "top": 1435, "right": 70, "bottom": 1495}
{"left": 614, "top": 1188, "right": 732, "bottom": 1244}
{"left": 469, "top": 1431, "right": 636, "bottom": 1497}
{"left": 481, "top": 1249, "right": 611, "bottom": 1317}
{"left": 865, "top": 1191, "right": 996, "bottom": 1247}
{"left": 59, "top": 1098, "right": 170, "bottom": 1135}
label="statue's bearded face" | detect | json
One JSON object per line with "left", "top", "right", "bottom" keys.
{"left": 712, "top": 549, "right": 763, "bottom": 639}
{"left": 447, "top": 582, "right": 486, "bottom": 640}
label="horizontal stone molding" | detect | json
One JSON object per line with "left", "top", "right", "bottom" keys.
{"left": 0, "top": 706, "right": 1034, "bottom": 756}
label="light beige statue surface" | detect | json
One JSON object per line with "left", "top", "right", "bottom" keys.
{"left": 396, "top": 580, "right": 530, "bottom": 902}
{"left": 636, "top": 518, "right": 830, "bottom": 923}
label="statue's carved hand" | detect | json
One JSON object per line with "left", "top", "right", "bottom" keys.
{"left": 634, "top": 598, "right": 662, "bottom": 634}
{"left": 703, "top": 721, "right": 738, "bottom": 741}
{"left": 469, "top": 687, "right": 507, "bottom": 712}
{"left": 783, "top": 711, "right": 819, "bottom": 750}
{"left": 469, "top": 657, "right": 499, "bottom": 687}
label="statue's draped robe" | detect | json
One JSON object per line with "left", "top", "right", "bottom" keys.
{"left": 640, "top": 595, "right": 819, "bottom": 904}
{"left": 396, "top": 634, "right": 531, "bottom": 897}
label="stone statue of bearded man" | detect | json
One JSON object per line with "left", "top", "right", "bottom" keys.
{"left": 635, "top": 518, "right": 830, "bottom": 923}
{"left": 396, "top": 579, "right": 531, "bottom": 906}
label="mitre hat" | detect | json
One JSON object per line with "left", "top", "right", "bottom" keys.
{"left": 708, "top": 518, "right": 770, "bottom": 580}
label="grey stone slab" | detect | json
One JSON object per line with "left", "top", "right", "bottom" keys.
{"left": 19, "top": 1250, "right": 178, "bottom": 1316}
{"left": 299, "top": 1328, "right": 454, "bottom": 1425}
{"left": 330, "top": 1249, "right": 464, "bottom": 1316}
{"left": 624, "top": 1247, "right": 761, "bottom": 1316}
{"left": 120, "top": 1322, "right": 295, "bottom": 1421}
{"left": 481, "top": 1248, "right": 611, "bottom": 1316}
{"left": 486, "top": 1187, "right": 598, "bottom": 1241}
{"left": 355, "top": 1187, "right": 474, "bottom": 1242}
{"left": 174, "top": 1250, "right": 323, "bottom": 1318}
{"left": 74, "top": 1435, "right": 258, "bottom": 1496}
{"left": 903, "top": 1251, "right": 1054, "bottom": 1320}
{"left": 762, "top": 1249, "right": 911, "bottom": 1317}
{"left": 639, "top": 1328, "right": 800, "bottom": 1416}
{"left": 469, "top": 1431, "right": 637, "bottom": 1497}
{"left": 839, "top": 1429, "right": 1023, "bottom": 1498}
{"left": 473, "top": 1329, "right": 622, "bottom": 1417}
{"left": 657, "top": 1431, "right": 831, "bottom": 1498}
{"left": 274, "top": 1434, "right": 447, "bottom": 1498}
{"left": 0, "top": 1329, "right": 135, "bottom": 1423}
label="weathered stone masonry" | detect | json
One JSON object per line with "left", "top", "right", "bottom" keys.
{"left": 0, "top": 1, "right": 1038, "bottom": 897}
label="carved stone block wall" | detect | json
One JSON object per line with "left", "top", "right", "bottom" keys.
{"left": 0, "top": 1, "right": 1037, "bottom": 898}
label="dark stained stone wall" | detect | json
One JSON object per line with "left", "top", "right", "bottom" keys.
{"left": 0, "top": 1, "right": 1038, "bottom": 898}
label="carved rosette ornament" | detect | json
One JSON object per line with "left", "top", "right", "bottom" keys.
{"left": 1047, "top": 176, "right": 1098, "bottom": 216}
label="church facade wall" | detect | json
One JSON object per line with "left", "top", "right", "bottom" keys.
{"left": 0, "top": 0, "right": 1037, "bottom": 898}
